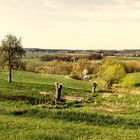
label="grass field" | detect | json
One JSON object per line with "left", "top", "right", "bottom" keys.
{"left": 0, "top": 70, "right": 140, "bottom": 140}
{"left": 111, "top": 56, "right": 140, "bottom": 61}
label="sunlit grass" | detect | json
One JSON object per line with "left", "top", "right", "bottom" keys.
{"left": 0, "top": 70, "right": 140, "bottom": 140}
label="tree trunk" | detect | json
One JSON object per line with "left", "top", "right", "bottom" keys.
{"left": 9, "top": 67, "right": 12, "bottom": 83}
{"left": 55, "top": 82, "right": 63, "bottom": 100}
{"left": 106, "top": 82, "right": 112, "bottom": 91}
{"left": 92, "top": 82, "right": 97, "bottom": 93}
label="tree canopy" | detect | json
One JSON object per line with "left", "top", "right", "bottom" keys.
{"left": 0, "top": 34, "right": 25, "bottom": 83}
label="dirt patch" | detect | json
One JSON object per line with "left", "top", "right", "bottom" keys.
{"left": 0, "top": 94, "right": 34, "bottom": 100}
{"left": 102, "top": 93, "right": 112, "bottom": 98}
{"left": 64, "top": 96, "right": 84, "bottom": 102}
{"left": 116, "top": 88, "right": 140, "bottom": 94}
{"left": 65, "top": 76, "right": 72, "bottom": 79}
{"left": 98, "top": 103, "right": 128, "bottom": 112}
{"left": 130, "top": 89, "right": 140, "bottom": 94}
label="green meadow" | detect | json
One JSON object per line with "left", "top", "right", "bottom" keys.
{"left": 0, "top": 70, "right": 140, "bottom": 140}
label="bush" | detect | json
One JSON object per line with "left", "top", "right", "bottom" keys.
{"left": 44, "top": 60, "right": 73, "bottom": 75}
{"left": 70, "top": 59, "right": 95, "bottom": 80}
{"left": 120, "top": 60, "right": 140, "bottom": 73}
{"left": 88, "top": 53, "right": 103, "bottom": 60}
{"left": 121, "top": 75, "right": 135, "bottom": 88}
{"left": 20, "top": 61, "right": 43, "bottom": 73}
{"left": 91, "top": 62, "right": 101, "bottom": 74}
{"left": 98, "top": 59, "right": 126, "bottom": 89}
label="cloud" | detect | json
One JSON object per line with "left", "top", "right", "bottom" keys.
{"left": 42, "top": 0, "right": 140, "bottom": 9}
{"left": 42, "top": 0, "right": 140, "bottom": 24}
{"left": 1, "top": 0, "right": 140, "bottom": 24}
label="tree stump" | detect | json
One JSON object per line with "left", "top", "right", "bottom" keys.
{"left": 92, "top": 82, "right": 97, "bottom": 93}
{"left": 55, "top": 82, "right": 63, "bottom": 100}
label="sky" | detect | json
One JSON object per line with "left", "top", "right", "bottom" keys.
{"left": 0, "top": 0, "right": 140, "bottom": 50}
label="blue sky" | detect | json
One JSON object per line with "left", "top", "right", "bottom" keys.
{"left": 0, "top": 0, "right": 140, "bottom": 50}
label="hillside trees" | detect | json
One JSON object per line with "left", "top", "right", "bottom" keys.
{"left": 0, "top": 34, "right": 25, "bottom": 83}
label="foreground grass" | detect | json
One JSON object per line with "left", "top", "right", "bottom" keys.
{"left": 0, "top": 105, "right": 140, "bottom": 140}
{"left": 0, "top": 70, "right": 140, "bottom": 139}
{"left": 0, "top": 98, "right": 140, "bottom": 140}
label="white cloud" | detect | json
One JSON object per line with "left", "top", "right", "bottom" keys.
{"left": 41, "top": 0, "right": 140, "bottom": 10}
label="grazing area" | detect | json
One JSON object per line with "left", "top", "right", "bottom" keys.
{"left": 0, "top": 70, "right": 140, "bottom": 140}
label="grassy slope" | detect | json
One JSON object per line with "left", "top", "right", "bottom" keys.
{"left": 0, "top": 70, "right": 140, "bottom": 140}
{"left": 131, "top": 72, "right": 140, "bottom": 85}
{"left": 0, "top": 70, "right": 91, "bottom": 97}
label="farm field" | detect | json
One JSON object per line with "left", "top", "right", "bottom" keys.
{"left": 0, "top": 70, "right": 140, "bottom": 140}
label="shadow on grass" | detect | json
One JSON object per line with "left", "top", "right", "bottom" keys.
{"left": 0, "top": 94, "right": 48, "bottom": 105}
{"left": 135, "top": 83, "right": 140, "bottom": 87}
{"left": 28, "top": 134, "right": 73, "bottom": 140}
{"left": 11, "top": 108, "right": 140, "bottom": 129}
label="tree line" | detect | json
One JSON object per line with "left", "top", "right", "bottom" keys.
{"left": 40, "top": 53, "right": 103, "bottom": 62}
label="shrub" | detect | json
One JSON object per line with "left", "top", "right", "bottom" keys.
{"left": 70, "top": 70, "right": 81, "bottom": 80}
{"left": 120, "top": 60, "right": 140, "bottom": 73}
{"left": 91, "top": 62, "right": 101, "bottom": 74}
{"left": 121, "top": 75, "right": 135, "bottom": 88}
{"left": 98, "top": 59, "right": 126, "bottom": 89}
{"left": 20, "top": 61, "right": 43, "bottom": 73}
{"left": 88, "top": 53, "right": 103, "bottom": 60}
{"left": 70, "top": 59, "right": 94, "bottom": 80}
{"left": 45, "top": 60, "right": 73, "bottom": 75}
